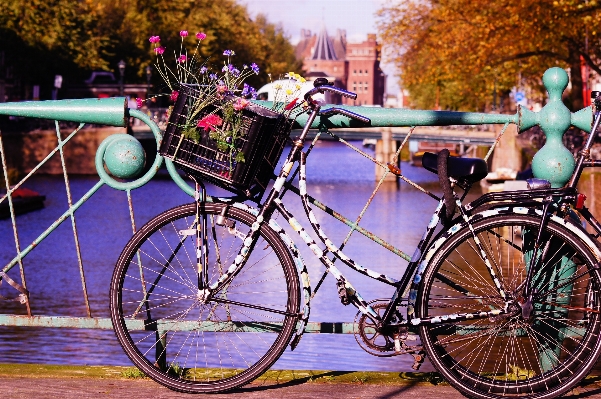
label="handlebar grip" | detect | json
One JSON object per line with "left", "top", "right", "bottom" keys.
{"left": 304, "top": 85, "right": 358, "bottom": 102}
{"left": 320, "top": 107, "right": 371, "bottom": 124}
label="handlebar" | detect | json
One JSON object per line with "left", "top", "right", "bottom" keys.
{"left": 319, "top": 107, "right": 371, "bottom": 124}
{"left": 303, "top": 79, "right": 370, "bottom": 125}
{"left": 304, "top": 85, "right": 358, "bottom": 102}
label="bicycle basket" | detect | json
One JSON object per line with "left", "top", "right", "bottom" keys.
{"left": 159, "top": 85, "right": 292, "bottom": 198}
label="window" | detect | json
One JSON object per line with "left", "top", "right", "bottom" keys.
{"left": 352, "top": 82, "right": 356, "bottom": 91}
{"left": 353, "top": 69, "right": 356, "bottom": 75}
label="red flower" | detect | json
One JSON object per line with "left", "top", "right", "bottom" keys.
{"left": 197, "top": 114, "right": 223, "bottom": 131}
{"left": 135, "top": 97, "right": 144, "bottom": 109}
{"left": 170, "top": 90, "right": 179, "bottom": 101}
{"left": 285, "top": 98, "right": 299, "bottom": 110}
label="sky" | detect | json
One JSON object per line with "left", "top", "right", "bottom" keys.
{"left": 240, "top": 0, "right": 400, "bottom": 94}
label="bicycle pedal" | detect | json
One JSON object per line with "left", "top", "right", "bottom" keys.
{"left": 411, "top": 351, "right": 426, "bottom": 370}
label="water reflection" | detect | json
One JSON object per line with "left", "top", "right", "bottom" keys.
{"left": 0, "top": 141, "right": 482, "bottom": 371}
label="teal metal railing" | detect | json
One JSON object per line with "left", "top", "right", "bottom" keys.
{"left": 0, "top": 67, "right": 592, "bottom": 332}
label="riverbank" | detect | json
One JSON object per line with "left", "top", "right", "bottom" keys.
{"left": 2, "top": 363, "right": 601, "bottom": 398}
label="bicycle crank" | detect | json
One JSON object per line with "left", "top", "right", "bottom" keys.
{"left": 353, "top": 300, "right": 422, "bottom": 360}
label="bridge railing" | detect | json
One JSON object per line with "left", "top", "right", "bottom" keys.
{"left": 0, "top": 67, "right": 592, "bottom": 333}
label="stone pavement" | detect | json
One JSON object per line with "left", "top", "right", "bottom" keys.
{"left": 3, "top": 374, "right": 601, "bottom": 399}
{"left": 2, "top": 364, "right": 601, "bottom": 399}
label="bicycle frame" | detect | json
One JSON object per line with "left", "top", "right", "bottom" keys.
{"left": 198, "top": 101, "right": 513, "bottom": 341}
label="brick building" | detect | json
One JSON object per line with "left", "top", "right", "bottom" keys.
{"left": 296, "top": 26, "right": 386, "bottom": 106}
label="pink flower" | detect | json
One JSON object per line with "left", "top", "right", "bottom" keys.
{"left": 136, "top": 98, "right": 144, "bottom": 109}
{"left": 180, "top": 30, "right": 188, "bottom": 37}
{"left": 233, "top": 98, "right": 250, "bottom": 111}
{"left": 170, "top": 91, "right": 179, "bottom": 101}
{"left": 149, "top": 35, "right": 160, "bottom": 43}
{"left": 177, "top": 54, "right": 187, "bottom": 63}
{"left": 154, "top": 47, "right": 165, "bottom": 55}
{"left": 197, "top": 114, "right": 223, "bottom": 132}
{"left": 196, "top": 32, "right": 207, "bottom": 40}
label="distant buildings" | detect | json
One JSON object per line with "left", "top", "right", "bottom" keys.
{"left": 295, "top": 27, "right": 386, "bottom": 106}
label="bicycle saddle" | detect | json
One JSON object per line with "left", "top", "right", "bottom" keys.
{"left": 422, "top": 152, "right": 488, "bottom": 183}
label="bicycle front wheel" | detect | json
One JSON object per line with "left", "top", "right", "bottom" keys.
{"left": 110, "top": 202, "right": 300, "bottom": 393}
{"left": 417, "top": 213, "right": 601, "bottom": 399}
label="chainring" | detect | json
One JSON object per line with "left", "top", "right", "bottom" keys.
{"left": 354, "top": 300, "right": 399, "bottom": 357}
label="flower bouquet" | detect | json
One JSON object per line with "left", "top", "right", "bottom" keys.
{"left": 149, "top": 31, "right": 305, "bottom": 198}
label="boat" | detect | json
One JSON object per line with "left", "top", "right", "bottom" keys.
{"left": 0, "top": 187, "right": 46, "bottom": 219}
{"left": 411, "top": 149, "right": 459, "bottom": 167}
{"left": 410, "top": 142, "right": 459, "bottom": 167}
{"left": 480, "top": 168, "right": 528, "bottom": 193}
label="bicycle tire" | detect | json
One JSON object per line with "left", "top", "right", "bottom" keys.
{"left": 110, "top": 202, "right": 300, "bottom": 393}
{"left": 417, "top": 212, "right": 601, "bottom": 399}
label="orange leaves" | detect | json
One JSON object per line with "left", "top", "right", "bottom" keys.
{"left": 377, "top": 0, "right": 601, "bottom": 110}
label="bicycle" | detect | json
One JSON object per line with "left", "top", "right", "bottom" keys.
{"left": 109, "top": 80, "right": 601, "bottom": 399}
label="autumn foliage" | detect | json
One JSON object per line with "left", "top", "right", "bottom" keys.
{"left": 377, "top": 0, "right": 601, "bottom": 111}
{"left": 0, "top": 0, "right": 301, "bottom": 99}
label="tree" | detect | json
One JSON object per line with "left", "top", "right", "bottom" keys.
{"left": 377, "top": 0, "right": 601, "bottom": 111}
{"left": 0, "top": 0, "right": 112, "bottom": 98}
{"left": 0, "top": 0, "right": 301, "bottom": 99}
{"left": 93, "top": 0, "right": 301, "bottom": 92}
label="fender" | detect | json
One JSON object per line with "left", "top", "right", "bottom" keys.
{"left": 406, "top": 205, "right": 601, "bottom": 320}
{"left": 230, "top": 202, "right": 312, "bottom": 348}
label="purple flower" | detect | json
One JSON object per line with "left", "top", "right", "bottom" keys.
{"left": 154, "top": 47, "right": 165, "bottom": 55}
{"left": 223, "top": 50, "right": 235, "bottom": 56}
{"left": 196, "top": 32, "right": 206, "bottom": 40}
{"left": 250, "top": 63, "right": 259, "bottom": 74}
{"left": 149, "top": 36, "right": 160, "bottom": 43}
{"left": 199, "top": 66, "right": 208, "bottom": 74}
{"left": 241, "top": 83, "right": 257, "bottom": 99}
{"left": 228, "top": 64, "right": 240, "bottom": 77}
{"left": 180, "top": 30, "right": 188, "bottom": 37}
{"left": 209, "top": 73, "right": 217, "bottom": 80}
{"left": 177, "top": 54, "right": 187, "bottom": 63}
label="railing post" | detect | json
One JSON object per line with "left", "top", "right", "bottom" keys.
{"left": 490, "top": 123, "right": 522, "bottom": 175}
{"left": 375, "top": 127, "right": 397, "bottom": 181}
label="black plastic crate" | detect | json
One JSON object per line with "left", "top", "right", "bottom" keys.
{"left": 159, "top": 85, "right": 292, "bottom": 198}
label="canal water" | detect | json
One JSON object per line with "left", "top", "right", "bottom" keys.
{"left": 0, "top": 140, "right": 484, "bottom": 372}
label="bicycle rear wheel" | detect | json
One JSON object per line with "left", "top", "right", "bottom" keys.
{"left": 110, "top": 202, "right": 300, "bottom": 393}
{"left": 417, "top": 213, "right": 601, "bottom": 399}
